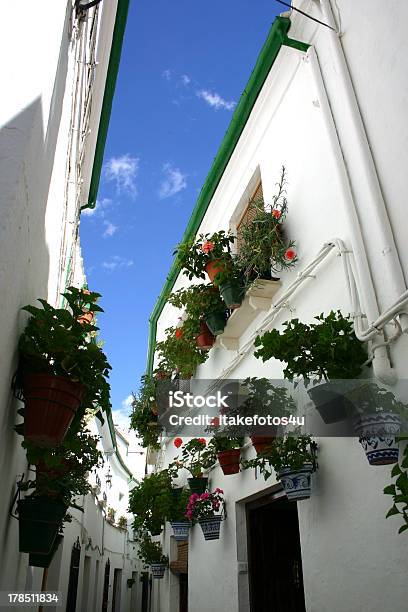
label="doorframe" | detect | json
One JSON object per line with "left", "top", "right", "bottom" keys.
{"left": 236, "top": 483, "right": 285, "bottom": 612}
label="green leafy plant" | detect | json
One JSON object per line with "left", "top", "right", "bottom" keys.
{"left": 118, "top": 516, "right": 128, "bottom": 530}
{"left": 207, "top": 435, "right": 244, "bottom": 453}
{"left": 242, "top": 434, "right": 317, "bottom": 480}
{"left": 254, "top": 311, "right": 367, "bottom": 385}
{"left": 168, "top": 488, "right": 191, "bottom": 522}
{"left": 175, "top": 230, "right": 235, "bottom": 281}
{"left": 130, "top": 375, "right": 161, "bottom": 450}
{"left": 348, "top": 382, "right": 407, "bottom": 416}
{"left": 18, "top": 420, "right": 103, "bottom": 510}
{"left": 236, "top": 167, "right": 297, "bottom": 282}
{"left": 129, "top": 469, "right": 175, "bottom": 534}
{"left": 107, "top": 507, "right": 116, "bottom": 523}
{"left": 17, "top": 286, "right": 112, "bottom": 418}
{"left": 168, "top": 284, "right": 226, "bottom": 333}
{"left": 136, "top": 532, "right": 168, "bottom": 566}
{"left": 155, "top": 326, "right": 208, "bottom": 379}
{"left": 384, "top": 438, "right": 408, "bottom": 534}
{"left": 170, "top": 438, "right": 216, "bottom": 478}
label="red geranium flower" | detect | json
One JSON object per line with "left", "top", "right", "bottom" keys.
{"left": 174, "top": 437, "right": 183, "bottom": 448}
{"left": 211, "top": 416, "right": 220, "bottom": 427}
{"left": 284, "top": 248, "right": 296, "bottom": 261}
{"left": 175, "top": 328, "right": 183, "bottom": 339}
{"left": 202, "top": 241, "right": 215, "bottom": 254}
{"left": 198, "top": 438, "right": 206, "bottom": 445}
{"left": 272, "top": 209, "right": 281, "bottom": 219}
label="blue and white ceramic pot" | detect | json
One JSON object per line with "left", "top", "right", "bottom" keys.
{"left": 277, "top": 463, "right": 313, "bottom": 501}
{"left": 353, "top": 412, "right": 401, "bottom": 466}
{"left": 170, "top": 521, "right": 190, "bottom": 541}
{"left": 198, "top": 515, "right": 222, "bottom": 541}
{"left": 150, "top": 563, "right": 167, "bottom": 579}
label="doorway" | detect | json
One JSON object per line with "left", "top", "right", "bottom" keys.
{"left": 179, "top": 573, "right": 188, "bottom": 612}
{"left": 247, "top": 496, "right": 306, "bottom": 612}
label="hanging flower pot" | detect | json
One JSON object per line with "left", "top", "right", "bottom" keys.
{"left": 29, "top": 534, "right": 63, "bottom": 568}
{"left": 18, "top": 497, "right": 67, "bottom": 554}
{"left": 170, "top": 521, "right": 191, "bottom": 541}
{"left": 188, "top": 476, "right": 208, "bottom": 495}
{"left": 353, "top": 412, "right": 401, "bottom": 465}
{"left": 77, "top": 310, "right": 94, "bottom": 325}
{"left": 217, "top": 449, "right": 241, "bottom": 475}
{"left": 198, "top": 515, "right": 223, "bottom": 541}
{"left": 250, "top": 436, "right": 276, "bottom": 456}
{"left": 150, "top": 563, "right": 167, "bottom": 579}
{"left": 204, "top": 311, "right": 227, "bottom": 335}
{"left": 219, "top": 281, "right": 243, "bottom": 309}
{"left": 22, "top": 374, "right": 84, "bottom": 447}
{"left": 196, "top": 321, "right": 215, "bottom": 350}
{"left": 205, "top": 260, "right": 225, "bottom": 284}
{"left": 307, "top": 381, "right": 353, "bottom": 424}
{"left": 277, "top": 463, "right": 314, "bottom": 501}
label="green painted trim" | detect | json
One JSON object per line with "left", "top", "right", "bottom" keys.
{"left": 106, "top": 408, "right": 137, "bottom": 482}
{"left": 146, "top": 17, "right": 309, "bottom": 374}
{"left": 81, "top": 0, "right": 131, "bottom": 211}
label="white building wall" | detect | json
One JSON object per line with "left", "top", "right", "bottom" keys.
{"left": 152, "top": 2, "right": 408, "bottom": 611}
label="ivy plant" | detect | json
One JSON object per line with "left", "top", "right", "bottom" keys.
{"left": 130, "top": 375, "right": 162, "bottom": 450}
{"left": 384, "top": 438, "right": 408, "bottom": 534}
{"left": 129, "top": 469, "right": 175, "bottom": 534}
{"left": 254, "top": 311, "right": 367, "bottom": 385}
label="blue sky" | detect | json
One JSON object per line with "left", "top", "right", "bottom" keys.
{"left": 80, "top": 0, "right": 281, "bottom": 428}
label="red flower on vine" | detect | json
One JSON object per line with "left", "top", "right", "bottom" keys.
{"left": 174, "top": 437, "right": 183, "bottom": 448}
{"left": 202, "top": 241, "right": 215, "bottom": 254}
{"left": 272, "top": 209, "right": 281, "bottom": 219}
{"left": 284, "top": 248, "right": 296, "bottom": 261}
{"left": 175, "top": 328, "right": 183, "bottom": 339}
{"left": 198, "top": 438, "right": 206, "bottom": 445}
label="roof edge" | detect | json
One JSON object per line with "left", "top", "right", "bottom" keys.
{"left": 146, "top": 16, "right": 309, "bottom": 374}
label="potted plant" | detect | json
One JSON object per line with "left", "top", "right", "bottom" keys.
{"left": 168, "top": 284, "right": 227, "bottom": 341}
{"left": 130, "top": 375, "right": 162, "bottom": 450}
{"left": 349, "top": 382, "right": 403, "bottom": 465}
{"left": 107, "top": 507, "right": 116, "bottom": 524}
{"left": 175, "top": 230, "right": 235, "bottom": 284}
{"left": 235, "top": 167, "right": 297, "bottom": 283}
{"left": 155, "top": 326, "right": 209, "bottom": 379}
{"left": 168, "top": 488, "right": 191, "bottom": 541}
{"left": 129, "top": 469, "right": 174, "bottom": 535}
{"left": 17, "top": 495, "right": 68, "bottom": 555}
{"left": 384, "top": 440, "right": 408, "bottom": 534}
{"left": 242, "top": 434, "right": 318, "bottom": 501}
{"left": 136, "top": 533, "right": 168, "bottom": 579}
{"left": 170, "top": 438, "right": 216, "bottom": 494}
{"left": 254, "top": 311, "right": 367, "bottom": 424}
{"left": 118, "top": 516, "right": 128, "bottom": 530}
{"left": 76, "top": 287, "right": 103, "bottom": 325}
{"left": 16, "top": 287, "right": 112, "bottom": 447}
{"left": 185, "top": 488, "right": 225, "bottom": 540}
{"left": 237, "top": 378, "right": 297, "bottom": 454}
{"left": 207, "top": 434, "right": 244, "bottom": 475}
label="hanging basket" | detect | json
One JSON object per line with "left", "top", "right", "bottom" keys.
{"left": 277, "top": 463, "right": 314, "bottom": 502}
{"left": 170, "top": 521, "right": 191, "bottom": 541}
{"left": 22, "top": 374, "right": 84, "bottom": 447}
{"left": 353, "top": 412, "right": 401, "bottom": 466}
{"left": 187, "top": 477, "right": 208, "bottom": 495}
{"left": 196, "top": 321, "right": 215, "bottom": 350}
{"left": 250, "top": 436, "right": 276, "bottom": 456}
{"left": 18, "top": 497, "right": 67, "bottom": 554}
{"left": 198, "top": 515, "right": 223, "bottom": 541}
{"left": 29, "top": 534, "right": 63, "bottom": 568}
{"left": 307, "top": 381, "right": 353, "bottom": 424}
{"left": 217, "top": 449, "right": 241, "bottom": 475}
{"left": 205, "top": 260, "right": 225, "bottom": 284}
{"left": 219, "top": 281, "right": 243, "bottom": 309}
{"left": 204, "top": 311, "right": 227, "bottom": 335}
{"left": 150, "top": 563, "right": 167, "bottom": 579}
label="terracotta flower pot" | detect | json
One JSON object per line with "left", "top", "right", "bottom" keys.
{"left": 196, "top": 321, "right": 215, "bottom": 350}
{"left": 77, "top": 311, "right": 94, "bottom": 325}
{"left": 205, "top": 259, "right": 224, "bottom": 284}
{"left": 23, "top": 374, "right": 84, "bottom": 447}
{"left": 217, "top": 449, "right": 241, "bottom": 475}
{"left": 250, "top": 436, "right": 276, "bottom": 456}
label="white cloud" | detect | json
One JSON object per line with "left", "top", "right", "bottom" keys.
{"left": 101, "top": 256, "right": 134, "bottom": 272}
{"left": 104, "top": 154, "right": 139, "bottom": 197}
{"left": 162, "top": 69, "right": 171, "bottom": 81}
{"left": 196, "top": 89, "right": 236, "bottom": 111}
{"left": 181, "top": 74, "right": 191, "bottom": 86}
{"left": 82, "top": 197, "right": 112, "bottom": 217}
{"left": 102, "top": 221, "right": 118, "bottom": 238}
{"left": 158, "top": 163, "right": 187, "bottom": 199}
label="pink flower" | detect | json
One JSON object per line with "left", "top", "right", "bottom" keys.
{"left": 284, "top": 248, "right": 296, "bottom": 261}
{"left": 272, "top": 209, "right": 281, "bottom": 219}
{"left": 214, "top": 488, "right": 224, "bottom": 494}
{"left": 202, "top": 241, "right": 215, "bottom": 254}
{"left": 200, "top": 492, "right": 209, "bottom": 500}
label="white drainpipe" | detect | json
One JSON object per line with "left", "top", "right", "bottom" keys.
{"left": 300, "top": 0, "right": 408, "bottom": 384}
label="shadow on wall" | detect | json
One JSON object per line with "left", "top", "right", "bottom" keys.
{"left": 0, "top": 1, "right": 72, "bottom": 589}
